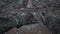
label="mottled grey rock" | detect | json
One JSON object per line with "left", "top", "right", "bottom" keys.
{"left": 44, "top": 15, "right": 60, "bottom": 34}
{"left": 13, "top": 0, "right": 24, "bottom": 9}
{"left": 32, "top": 0, "right": 60, "bottom": 8}
{"left": 18, "top": 24, "right": 51, "bottom": 34}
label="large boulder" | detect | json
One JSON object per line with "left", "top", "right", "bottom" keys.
{"left": 5, "top": 24, "right": 51, "bottom": 34}
{"left": 17, "top": 24, "right": 51, "bottom": 34}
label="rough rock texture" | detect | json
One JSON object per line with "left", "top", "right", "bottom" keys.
{"left": 5, "top": 24, "right": 51, "bottom": 34}
{"left": 18, "top": 24, "right": 51, "bottom": 34}
{"left": 0, "top": 8, "right": 60, "bottom": 34}
{"left": 32, "top": 0, "right": 60, "bottom": 8}
{"left": 0, "top": 0, "right": 60, "bottom": 34}
{"left": 0, "top": 0, "right": 60, "bottom": 11}
{"left": 44, "top": 15, "right": 60, "bottom": 34}
{"left": 6, "top": 27, "right": 17, "bottom": 34}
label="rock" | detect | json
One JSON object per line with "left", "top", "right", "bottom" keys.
{"left": 0, "top": 1, "right": 6, "bottom": 7}
{"left": 0, "top": 14, "right": 17, "bottom": 34}
{"left": 17, "top": 0, "right": 24, "bottom": 7}
{"left": 32, "top": 0, "right": 49, "bottom": 8}
{"left": 14, "top": 0, "right": 24, "bottom": 9}
{"left": 32, "top": 0, "right": 60, "bottom": 8}
{"left": 5, "top": 24, "right": 51, "bottom": 34}
{"left": 6, "top": 27, "right": 17, "bottom": 34}
{"left": 18, "top": 24, "right": 51, "bottom": 34}
{"left": 45, "top": 15, "right": 60, "bottom": 34}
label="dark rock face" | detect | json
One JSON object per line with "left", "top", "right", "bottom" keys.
{"left": 0, "top": 17, "right": 11, "bottom": 24}
{"left": 0, "top": 12, "right": 60, "bottom": 34}
{"left": 1, "top": 0, "right": 60, "bottom": 10}
{"left": 0, "top": 16, "right": 17, "bottom": 34}
{"left": 44, "top": 15, "right": 60, "bottom": 34}
{"left": 32, "top": 0, "right": 60, "bottom": 8}
{"left": 13, "top": 0, "right": 25, "bottom": 9}
{"left": 0, "top": 0, "right": 60, "bottom": 34}
{"left": 0, "top": 12, "right": 37, "bottom": 34}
